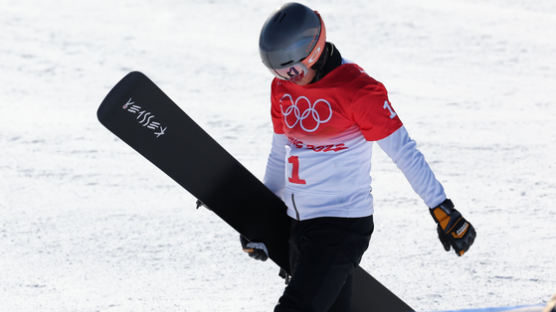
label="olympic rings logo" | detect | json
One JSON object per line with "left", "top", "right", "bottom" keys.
{"left": 279, "top": 94, "right": 333, "bottom": 133}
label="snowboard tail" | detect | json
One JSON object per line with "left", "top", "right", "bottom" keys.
{"left": 97, "top": 71, "right": 414, "bottom": 312}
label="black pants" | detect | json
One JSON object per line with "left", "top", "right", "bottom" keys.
{"left": 274, "top": 215, "right": 374, "bottom": 312}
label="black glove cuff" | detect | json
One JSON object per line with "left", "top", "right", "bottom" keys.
{"left": 430, "top": 198, "right": 455, "bottom": 223}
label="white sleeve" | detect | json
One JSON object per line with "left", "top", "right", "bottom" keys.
{"left": 263, "top": 133, "right": 288, "bottom": 198}
{"left": 377, "top": 126, "right": 446, "bottom": 208}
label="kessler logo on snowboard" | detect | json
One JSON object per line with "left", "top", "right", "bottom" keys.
{"left": 121, "top": 97, "right": 167, "bottom": 138}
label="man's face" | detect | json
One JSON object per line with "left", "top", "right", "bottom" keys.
{"left": 291, "top": 67, "right": 317, "bottom": 86}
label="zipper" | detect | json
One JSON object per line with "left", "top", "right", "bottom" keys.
{"left": 291, "top": 194, "right": 301, "bottom": 221}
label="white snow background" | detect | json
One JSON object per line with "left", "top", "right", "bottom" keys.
{"left": 1, "top": 0, "right": 555, "bottom": 311}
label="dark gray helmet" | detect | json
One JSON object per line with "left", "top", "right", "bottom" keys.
{"left": 259, "top": 3, "right": 326, "bottom": 78}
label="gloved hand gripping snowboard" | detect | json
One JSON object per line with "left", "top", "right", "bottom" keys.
{"left": 240, "top": 234, "right": 269, "bottom": 261}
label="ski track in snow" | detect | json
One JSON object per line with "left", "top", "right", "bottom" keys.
{"left": 0, "top": 0, "right": 555, "bottom": 311}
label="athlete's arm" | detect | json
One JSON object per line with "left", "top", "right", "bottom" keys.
{"left": 263, "top": 133, "right": 288, "bottom": 198}
{"left": 376, "top": 126, "right": 446, "bottom": 207}
{"left": 378, "top": 126, "right": 476, "bottom": 256}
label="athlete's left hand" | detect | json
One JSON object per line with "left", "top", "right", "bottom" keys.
{"left": 430, "top": 199, "right": 476, "bottom": 256}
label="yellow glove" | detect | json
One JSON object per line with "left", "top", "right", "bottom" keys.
{"left": 430, "top": 199, "right": 476, "bottom": 256}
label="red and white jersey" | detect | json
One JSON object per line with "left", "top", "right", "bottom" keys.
{"left": 264, "top": 62, "right": 446, "bottom": 220}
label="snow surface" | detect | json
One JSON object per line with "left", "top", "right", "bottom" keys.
{"left": 1, "top": 0, "right": 555, "bottom": 311}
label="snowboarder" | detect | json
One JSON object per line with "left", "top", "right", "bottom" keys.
{"left": 240, "top": 3, "right": 476, "bottom": 311}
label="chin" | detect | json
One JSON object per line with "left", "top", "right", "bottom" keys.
{"left": 292, "top": 73, "right": 315, "bottom": 86}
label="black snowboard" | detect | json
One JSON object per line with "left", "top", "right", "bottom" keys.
{"left": 97, "top": 71, "right": 414, "bottom": 312}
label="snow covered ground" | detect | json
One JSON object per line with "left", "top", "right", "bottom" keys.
{"left": 1, "top": 0, "right": 555, "bottom": 311}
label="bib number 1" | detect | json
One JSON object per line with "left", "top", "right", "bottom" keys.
{"left": 287, "top": 156, "right": 306, "bottom": 184}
